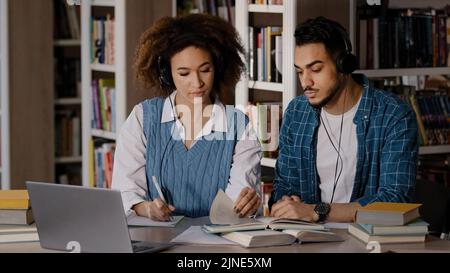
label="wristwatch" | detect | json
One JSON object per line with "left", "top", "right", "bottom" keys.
{"left": 313, "top": 202, "right": 331, "bottom": 222}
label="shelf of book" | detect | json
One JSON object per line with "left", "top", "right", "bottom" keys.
{"left": 261, "top": 157, "right": 276, "bottom": 168}
{"left": 91, "top": 0, "right": 116, "bottom": 7}
{"left": 90, "top": 63, "right": 116, "bottom": 73}
{"left": 82, "top": 0, "right": 172, "bottom": 188}
{"left": 175, "top": 0, "right": 236, "bottom": 23}
{"left": 0, "top": 0, "right": 8, "bottom": 189}
{"left": 235, "top": 1, "right": 296, "bottom": 171}
{"left": 54, "top": 98, "right": 82, "bottom": 106}
{"left": 55, "top": 156, "right": 83, "bottom": 164}
{"left": 357, "top": 68, "right": 450, "bottom": 78}
{"left": 419, "top": 145, "right": 450, "bottom": 155}
{"left": 53, "top": 0, "right": 82, "bottom": 186}
{"left": 248, "top": 4, "right": 284, "bottom": 14}
{"left": 54, "top": 39, "right": 81, "bottom": 47}
{"left": 249, "top": 81, "right": 284, "bottom": 92}
{"left": 91, "top": 129, "right": 117, "bottom": 141}
{"left": 351, "top": 0, "right": 450, "bottom": 161}
{"left": 81, "top": 0, "right": 121, "bottom": 188}
{"left": 236, "top": 1, "right": 297, "bottom": 110}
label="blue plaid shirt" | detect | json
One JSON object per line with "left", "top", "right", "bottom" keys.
{"left": 271, "top": 74, "right": 419, "bottom": 207}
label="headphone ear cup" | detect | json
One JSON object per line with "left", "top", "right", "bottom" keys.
{"left": 158, "top": 56, "right": 174, "bottom": 90}
{"left": 337, "top": 52, "right": 358, "bottom": 74}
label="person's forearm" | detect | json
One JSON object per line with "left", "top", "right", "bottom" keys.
{"left": 326, "top": 202, "right": 362, "bottom": 222}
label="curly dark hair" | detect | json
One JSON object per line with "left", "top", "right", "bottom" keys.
{"left": 134, "top": 13, "right": 245, "bottom": 104}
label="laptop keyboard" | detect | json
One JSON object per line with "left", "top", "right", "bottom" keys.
{"left": 132, "top": 244, "right": 154, "bottom": 253}
{"left": 132, "top": 241, "right": 157, "bottom": 253}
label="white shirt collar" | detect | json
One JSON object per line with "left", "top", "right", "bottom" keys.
{"left": 161, "top": 91, "right": 228, "bottom": 138}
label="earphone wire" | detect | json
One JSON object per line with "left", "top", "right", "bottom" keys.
{"left": 320, "top": 87, "right": 347, "bottom": 204}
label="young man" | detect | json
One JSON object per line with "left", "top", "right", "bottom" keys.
{"left": 270, "top": 17, "right": 419, "bottom": 222}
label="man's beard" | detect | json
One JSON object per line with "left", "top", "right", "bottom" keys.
{"left": 308, "top": 80, "right": 343, "bottom": 109}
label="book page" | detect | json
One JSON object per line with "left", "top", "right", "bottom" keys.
{"left": 209, "top": 189, "right": 254, "bottom": 225}
{"left": 283, "top": 229, "right": 344, "bottom": 243}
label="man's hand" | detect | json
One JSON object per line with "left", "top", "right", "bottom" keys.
{"left": 234, "top": 187, "right": 261, "bottom": 217}
{"left": 133, "top": 199, "right": 175, "bottom": 221}
{"left": 270, "top": 195, "right": 318, "bottom": 222}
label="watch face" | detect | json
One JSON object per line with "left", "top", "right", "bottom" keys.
{"left": 315, "top": 203, "right": 330, "bottom": 215}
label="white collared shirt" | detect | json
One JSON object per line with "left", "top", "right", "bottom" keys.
{"left": 112, "top": 91, "right": 262, "bottom": 213}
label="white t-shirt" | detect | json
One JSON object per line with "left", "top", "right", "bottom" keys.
{"left": 316, "top": 97, "right": 361, "bottom": 203}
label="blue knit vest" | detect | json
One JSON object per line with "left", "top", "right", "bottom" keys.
{"left": 142, "top": 97, "right": 247, "bottom": 217}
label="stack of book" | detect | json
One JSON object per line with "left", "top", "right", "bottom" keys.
{"left": 349, "top": 202, "right": 428, "bottom": 244}
{"left": 0, "top": 190, "right": 34, "bottom": 225}
{"left": 0, "top": 224, "right": 38, "bottom": 244}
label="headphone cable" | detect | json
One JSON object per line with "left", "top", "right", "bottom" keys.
{"left": 320, "top": 86, "right": 347, "bottom": 204}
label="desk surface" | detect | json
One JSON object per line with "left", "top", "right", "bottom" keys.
{"left": 1, "top": 217, "right": 450, "bottom": 253}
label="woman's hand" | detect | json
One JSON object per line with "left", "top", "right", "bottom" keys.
{"left": 133, "top": 199, "right": 175, "bottom": 221}
{"left": 234, "top": 187, "right": 261, "bottom": 217}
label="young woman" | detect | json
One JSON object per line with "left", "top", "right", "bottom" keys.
{"left": 111, "top": 14, "right": 262, "bottom": 221}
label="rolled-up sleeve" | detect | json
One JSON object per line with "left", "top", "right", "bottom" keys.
{"left": 111, "top": 104, "right": 149, "bottom": 214}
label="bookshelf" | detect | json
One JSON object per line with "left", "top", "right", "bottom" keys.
{"left": 1, "top": 0, "right": 54, "bottom": 189}
{"left": 0, "top": 0, "right": 9, "bottom": 189}
{"left": 175, "top": 0, "right": 236, "bottom": 22}
{"left": 53, "top": 0, "right": 82, "bottom": 186}
{"left": 80, "top": 0, "right": 172, "bottom": 187}
{"left": 235, "top": 1, "right": 297, "bottom": 168}
{"left": 350, "top": 0, "right": 450, "bottom": 156}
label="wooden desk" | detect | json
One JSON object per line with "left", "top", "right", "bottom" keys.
{"left": 1, "top": 217, "right": 449, "bottom": 253}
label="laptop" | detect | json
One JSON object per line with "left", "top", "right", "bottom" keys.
{"left": 26, "top": 181, "right": 176, "bottom": 253}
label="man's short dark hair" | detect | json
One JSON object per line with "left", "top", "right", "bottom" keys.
{"left": 294, "top": 16, "right": 352, "bottom": 62}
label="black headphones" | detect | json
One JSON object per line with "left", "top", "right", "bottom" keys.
{"left": 158, "top": 55, "right": 175, "bottom": 90}
{"left": 334, "top": 26, "right": 358, "bottom": 74}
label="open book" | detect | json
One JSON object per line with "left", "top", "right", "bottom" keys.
{"left": 207, "top": 190, "right": 326, "bottom": 233}
{"left": 202, "top": 217, "right": 327, "bottom": 234}
{"left": 205, "top": 190, "right": 341, "bottom": 248}
{"left": 221, "top": 229, "right": 344, "bottom": 248}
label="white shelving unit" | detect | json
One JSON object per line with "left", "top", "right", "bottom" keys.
{"left": 81, "top": 0, "right": 165, "bottom": 187}
{"left": 90, "top": 63, "right": 116, "bottom": 73}
{"left": 54, "top": 97, "right": 82, "bottom": 106}
{"left": 0, "top": 0, "right": 9, "bottom": 189}
{"left": 81, "top": 0, "right": 125, "bottom": 187}
{"left": 235, "top": 1, "right": 297, "bottom": 168}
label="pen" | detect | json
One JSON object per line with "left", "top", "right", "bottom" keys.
{"left": 151, "top": 176, "right": 174, "bottom": 222}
